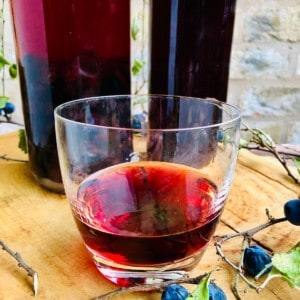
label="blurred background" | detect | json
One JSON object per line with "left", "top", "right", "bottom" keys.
{"left": 1, "top": 0, "right": 299, "bottom": 144}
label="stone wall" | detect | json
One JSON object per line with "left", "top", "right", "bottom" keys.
{"left": 3, "top": 0, "right": 300, "bottom": 143}
{"left": 227, "top": 0, "right": 300, "bottom": 143}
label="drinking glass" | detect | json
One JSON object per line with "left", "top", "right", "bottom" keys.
{"left": 54, "top": 95, "right": 241, "bottom": 286}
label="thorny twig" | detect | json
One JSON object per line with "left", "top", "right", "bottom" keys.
{"left": 0, "top": 119, "right": 24, "bottom": 126}
{"left": 241, "top": 123, "right": 300, "bottom": 185}
{"left": 91, "top": 272, "right": 209, "bottom": 300}
{"left": 214, "top": 209, "right": 288, "bottom": 297}
{"left": 0, "top": 153, "right": 27, "bottom": 162}
{"left": 0, "top": 239, "right": 38, "bottom": 296}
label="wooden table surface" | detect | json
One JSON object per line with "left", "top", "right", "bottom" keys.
{"left": 0, "top": 131, "right": 299, "bottom": 300}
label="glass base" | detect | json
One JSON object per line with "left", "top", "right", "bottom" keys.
{"left": 91, "top": 251, "right": 205, "bottom": 286}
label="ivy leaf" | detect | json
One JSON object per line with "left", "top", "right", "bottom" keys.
{"left": 0, "top": 54, "right": 10, "bottom": 70}
{"left": 0, "top": 96, "right": 9, "bottom": 109}
{"left": 131, "top": 17, "right": 139, "bottom": 40}
{"left": 254, "top": 129, "right": 274, "bottom": 148}
{"left": 18, "top": 129, "right": 28, "bottom": 154}
{"left": 293, "top": 158, "right": 300, "bottom": 175}
{"left": 186, "top": 272, "right": 211, "bottom": 300}
{"left": 239, "top": 138, "right": 248, "bottom": 149}
{"left": 9, "top": 63, "right": 18, "bottom": 78}
{"left": 264, "top": 242, "right": 300, "bottom": 289}
{"left": 131, "top": 59, "right": 145, "bottom": 76}
{"left": 260, "top": 133, "right": 274, "bottom": 148}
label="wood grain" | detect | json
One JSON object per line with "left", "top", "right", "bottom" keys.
{"left": 0, "top": 132, "right": 299, "bottom": 299}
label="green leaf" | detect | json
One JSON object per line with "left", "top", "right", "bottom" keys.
{"left": 18, "top": 129, "right": 28, "bottom": 154}
{"left": 293, "top": 158, "right": 300, "bottom": 175}
{"left": 131, "top": 59, "right": 145, "bottom": 76}
{"left": 9, "top": 63, "right": 18, "bottom": 78}
{"left": 187, "top": 273, "right": 211, "bottom": 300}
{"left": 265, "top": 242, "right": 300, "bottom": 289}
{"left": 0, "top": 54, "right": 10, "bottom": 70}
{"left": 131, "top": 17, "right": 139, "bottom": 40}
{"left": 239, "top": 138, "right": 248, "bottom": 149}
{"left": 256, "top": 129, "right": 274, "bottom": 148}
{"left": 0, "top": 96, "right": 9, "bottom": 109}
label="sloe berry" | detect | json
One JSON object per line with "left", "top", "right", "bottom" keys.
{"left": 243, "top": 245, "right": 272, "bottom": 277}
{"left": 3, "top": 102, "right": 15, "bottom": 114}
{"left": 209, "top": 283, "right": 227, "bottom": 300}
{"left": 217, "top": 130, "right": 225, "bottom": 142}
{"left": 284, "top": 199, "right": 300, "bottom": 226}
{"left": 161, "top": 284, "right": 189, "bottom": 300}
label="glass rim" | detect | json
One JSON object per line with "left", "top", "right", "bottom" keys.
{"left": 54, "top": 94, "right": 241, "bottom": 132}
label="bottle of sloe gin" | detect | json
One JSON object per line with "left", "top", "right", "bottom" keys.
{"left": 148, "top": 0, "right": 236, "bottom": 158}
{"left": 9, "top": 0, "right": 131, "bottom": 192}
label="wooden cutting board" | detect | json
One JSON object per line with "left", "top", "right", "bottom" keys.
{"left": 0, "top": 131, "right": 299, "bottom": 300}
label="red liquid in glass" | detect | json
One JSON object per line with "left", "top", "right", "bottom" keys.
{"left": 149, "top": 0, "right": 236, "bottom": 102}
{"left": 75, "top": 162, "right": 221, "bottom": 267}
{"left": 9, "top": 0, "right": 130, "bottom": 188}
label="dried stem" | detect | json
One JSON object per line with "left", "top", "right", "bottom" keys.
{"left": 91, "top": 273, "right": 208, "bottom": 300}
{"left": 241, "top": 123, "right": 300, "bottom": 185}
{"left": 0, "top": 119, "right": 24, "bottom": 126}
{"left": 0, "top": 239, "right": 38, "bottom": 296}
{"left": 242, "top": 145, "right": 300, "bottom": 158}
{"left": 0, "top": 153, "right": 28, "bottom": 162}
{"left": 232, "top": 236, "right": 251, "bottom": 299}
{"left": 215, "top": 210, "right": 288, "bottom": 297}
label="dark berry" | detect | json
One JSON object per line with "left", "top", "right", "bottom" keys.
{"left": 217, "top": 130, "right": 225, "bottom": 142}
{"left": 243, "top": 245, "right": 272, "bottom": 277}
{"left": 3, "top": 102, "right": 15, "bottom": 114}
{"left": 161, "top": 284, "right": 189, "bottom": 300}
{"left": 284, "top": 199, "right": 300, "bottom": 226}
{"left": 209, "top": 283, "right": 227, "bottom": 300}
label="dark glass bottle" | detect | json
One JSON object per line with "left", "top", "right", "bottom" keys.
{"left": 9, "top": 0, "right": 131, "bottom": 192}
{"left": 149, "top": 0, "right": 236, "bottom": 102}
{"left": 148, "top": 1, "right": 235, "bottom": 166}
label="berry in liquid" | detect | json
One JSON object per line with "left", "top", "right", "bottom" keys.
{"left": 75, "top": 161, "right": 220, "bottom": 266}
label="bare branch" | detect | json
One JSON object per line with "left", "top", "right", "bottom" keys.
{"left": 0, "top": 154, "right": 28, "bottom": 163}
{"left": 0, "top": 239, "right": 38, "bottom": 296}
{"left": 91, "top": 273, "right": 209, "bottom": 300}
{"left": 241, "top": 124, "right": 300, "bottom": 185}
{"left": 214, "top": 211, "right": 287, "bottom": 298}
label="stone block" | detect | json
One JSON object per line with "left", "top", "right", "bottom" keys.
{"left": 245, "top": 8, "right": 300, "bottom": 42}
{"left": 238, "top": 87, "right": 300, "bottom": 117}
{"left": 230, "top": 48, "right": 289, "bottom": 79}
{"left": 287, "top": 121, "right": 300, "bottom": 144}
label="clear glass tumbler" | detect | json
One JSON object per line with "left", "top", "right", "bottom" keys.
{"left": 54, "top": 95, "right": 241, "bottom": 286}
